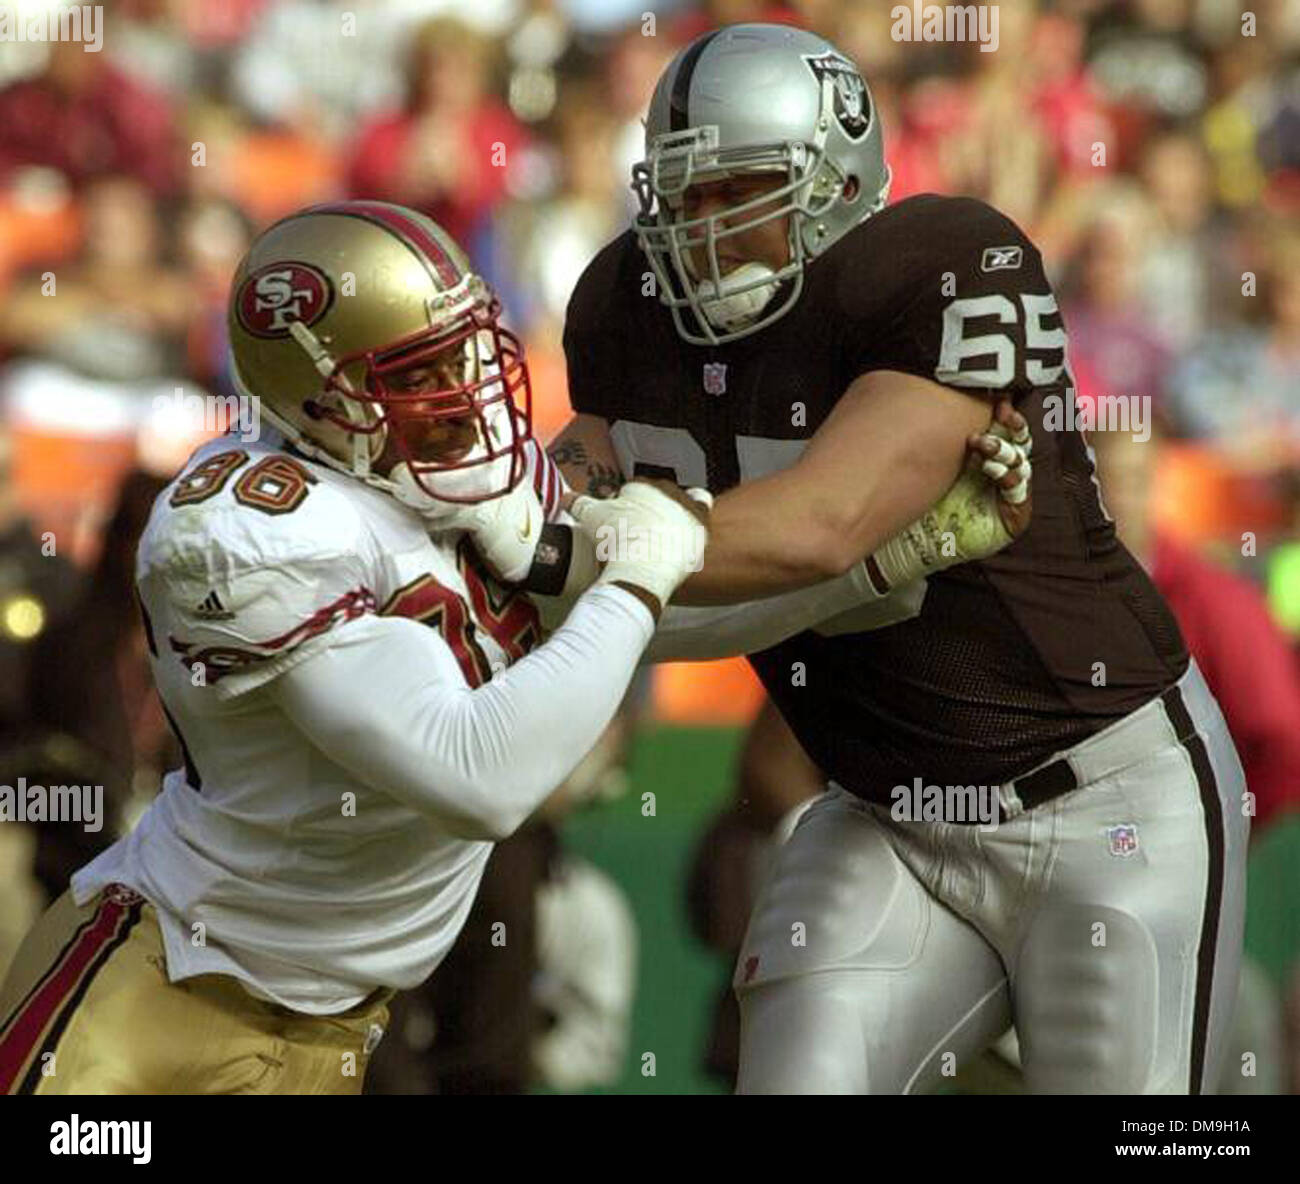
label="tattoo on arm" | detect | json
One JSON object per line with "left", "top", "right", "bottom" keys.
{"left": 548, "top": 438, "right": 622, "bottom": 498}
{"left": 547, "top": 439, "right": 588, "bottom": 468}
{"left": 585, "top": 463, "right": 622, "bottom": 499}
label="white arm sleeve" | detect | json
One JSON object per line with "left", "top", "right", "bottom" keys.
{"left": 534, "top": 503, "right": 920, "bottom": 660}
{"left": 532, "top": 469, "right": 917, "bottom": 660}
{"left": 269, "top": 584, "right": 653, "bottom": 841}
{"left": 646, "top": 568, "right": 923, "bottom": 662}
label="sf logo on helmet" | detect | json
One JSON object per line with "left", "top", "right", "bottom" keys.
{"left": 802, "top": 52, "right": 871, "bottom": 140}
{"left": 237, "top": 262, "right": 333, "bottom": 338}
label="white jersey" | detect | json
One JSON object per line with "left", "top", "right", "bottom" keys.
{"left": 69, "top": 428, "right": 912, "bottom": 1017}
{"left": 73, "top": 433, "right": 553, "bottom": 1014}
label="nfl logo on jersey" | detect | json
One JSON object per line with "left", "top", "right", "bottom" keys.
{"left": 1106, "top": 824, "right": 1139, "bottom": 857}
{"left": 702, "top": 363, "right": 728, "bottom": 396}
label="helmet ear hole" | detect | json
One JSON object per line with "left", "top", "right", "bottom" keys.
{"left": 843, "top": 175, "right": 861, "bottom": 203}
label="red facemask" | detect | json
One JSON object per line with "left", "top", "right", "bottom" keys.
{"left": 308, "top": 295, "right": 532, "bottom": 504}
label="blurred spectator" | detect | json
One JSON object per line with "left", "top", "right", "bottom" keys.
{"left": 0, "top": 175, "right": 192, "bottom": 376}
{"left": 1135, "top": 128, "right": 1221, "bottom": 352}
{"left": 1060, "top": 187, "right": 1173, "bottom": 409}
{"left": 604, "top": 27, "right": 678, "bottom": 222}
{"left": 532, "top": 849, "right": 637, "bottom": 1090}
{"left": 1088, "top": 420, "right": 1300, "bottom": 829}
{"left": 1029, "top": 11, "right": 1117, "bottom": 181}
{"left": 1087, "top": 0, "right": 1209, "bottom": 135}
{"left": 347, "top": 16, "right": 529, "bottom": 251}
{"left": 173, "top": 196, "right": 254, "bottom": 392}
{"left": 367, "top": 824, "right": 556, "bottom": 1094}
{"left": 169, "top": 0, "right": 270, "bottom": 51}
{"left": 230, "top": 0, "right": 407, "bottom": 140}
{"left": 1203, "top": 33, "right": 1297, "bottom": 212}
{"left": 501, "top": 76, "right": 624, "bottom": 432}
{"left": 25, "top": 469, "right": 174, "bottom": 900}
{"left": 186, "top": 99, "right": 340, "bottom": 226}
{"left": 0, "top": 426, "right": 82, "bottom": 751}
{"left": 1166, "top": 231, "right": 1300, "bottom": 476}
{"left": 0, "top": 38, "right": 179, "bottom": 196}
{"left": 111, "top": 0, "right": 212, "bottom": 98}
{"left": 500, "top": 0, "right": 577, "bottom": 128}
{"left": 930, "top": 0, "right": 1053, "bottom": 226}
{"left": 0, "top": 422, "right": 85, "bottom": 975}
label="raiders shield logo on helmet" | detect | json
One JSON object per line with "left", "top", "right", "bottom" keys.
{"left": 802, "top": 52, "right": 871, "bottom": 140}
{"left": 236, "top": 261, "right": 334, "bottom": 339}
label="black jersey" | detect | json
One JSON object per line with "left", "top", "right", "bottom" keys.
{"left": 564, "top": 194, "right": 1188, "bottom": 800}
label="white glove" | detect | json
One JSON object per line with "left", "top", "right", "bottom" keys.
{"left": 435, "top": 478, "right": 545, "bottom": 584}
{"left": 569, "top": 481, "right": 709, "bottom": 609}
{"left": 871, "top": 417, "right": 1032, "bottom": 589}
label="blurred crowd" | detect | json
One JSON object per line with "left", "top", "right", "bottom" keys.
{"left": 0, "top": 0, "right": 1296, "bottom": 1093}
{"left": 0, "top": 0, "right": 1293, "bottom": 559}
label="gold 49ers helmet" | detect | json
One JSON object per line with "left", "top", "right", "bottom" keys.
{"left": 228, "top": 200, "right": 531, "bottom": 506}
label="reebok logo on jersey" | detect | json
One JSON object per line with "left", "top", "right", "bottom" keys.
{"left": 981, "top": 246, "right": 1023, "bottom": 272}
{"left": 193, "top": 590, "right": 234, "bottom": 621}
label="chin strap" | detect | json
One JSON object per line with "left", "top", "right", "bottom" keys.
{"left": 289, "top": 320, "right": 375, "bottom": 478}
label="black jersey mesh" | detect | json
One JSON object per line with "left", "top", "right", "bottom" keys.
{"left": 751, "top": 572, "right": 1175, "bottom": 811}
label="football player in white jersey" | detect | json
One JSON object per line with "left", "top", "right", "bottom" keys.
{"left": 0, "top": 201, "right": 710, "bottom": 1095}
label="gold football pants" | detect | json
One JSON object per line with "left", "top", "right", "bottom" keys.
{"left": 0, "top": 885, "right": 391, "bottom": 1094}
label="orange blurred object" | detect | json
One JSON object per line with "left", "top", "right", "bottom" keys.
{"left": 1152, "top": 442, "right": 1290, "bottom": 546}
{"left": 526, "top": 339, "right": 572, "bottom": 446}
{"left": 227, "top": 132, "right": 339, "bottom": 226}
{"left": 652, "top": 657, "right": 765, "bottom": 724}
{"left": 10, "top": 428, "right": 137, "bottom": 566}
{"left": 0, "top": 194, "right": 81, "bottom": 288}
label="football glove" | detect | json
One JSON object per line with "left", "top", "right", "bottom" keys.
{"left": 568, "top": 480, "right": 709, "bottom": 614}
{"left": 869, "top": 415, "right": 1032, "bottom": 592}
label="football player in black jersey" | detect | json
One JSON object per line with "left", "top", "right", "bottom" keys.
{"left": 547, "top": 24, "right": 1249, "bottom": 1094}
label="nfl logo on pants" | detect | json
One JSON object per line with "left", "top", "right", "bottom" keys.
{"left": 703, "top": 363, "right": 727, "bottom": 395}
{"left": 1106, "top": 824, "right": 1139, "bottom": 857}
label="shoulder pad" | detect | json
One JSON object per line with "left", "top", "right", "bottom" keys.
{"left": 139, "top": 441, "right": 378, "bottom": 696}
{"left": 140, "top": 441, "right": 370, "bottom": 581}
{"left": 835, "top": 195, "right": 1061, "bottom": 396}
